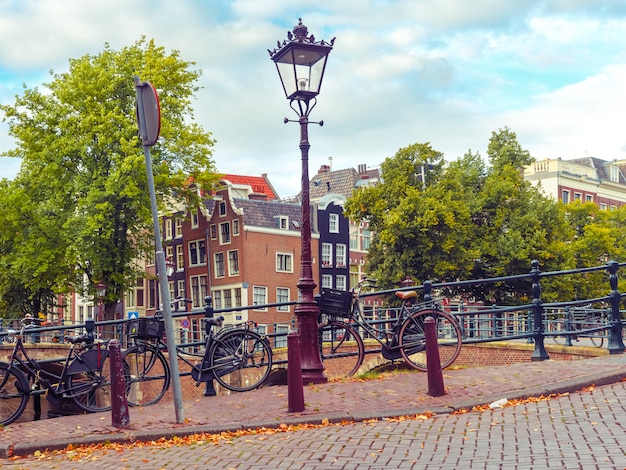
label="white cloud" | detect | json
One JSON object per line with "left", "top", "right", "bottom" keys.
{"left": 1, "top": 0, "right": 626, "bottom": 196}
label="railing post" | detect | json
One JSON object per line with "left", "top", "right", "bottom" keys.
{"left": 425, "top": 316, "right": 445, "bottom": 397}
{"left": 423, "top": 280, "right": 432, "bottom": 303}
{"left": 110, "top": 339, "right": 130, "bottom": 429}
{"left": 564, "top": 307, "right": 573, "bottom": 347}
{"left": 606, "top": 260, "right": 625, "bottom": 354}
{"left": 530, "top": 260, "right": 549, "bottom": 361}
{"left": 287, "top": 330, "right": 305, "bottom": 412}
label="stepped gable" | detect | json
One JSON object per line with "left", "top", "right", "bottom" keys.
{"left": 232, "top": 198, "right": 311, "bottom": 232}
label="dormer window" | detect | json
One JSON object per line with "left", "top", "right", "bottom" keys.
{"left": 275, "top": 216, "right": 289, "bottom": 230}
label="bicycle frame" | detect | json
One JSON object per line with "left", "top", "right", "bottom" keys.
{"left": 4, "top": 327, "right": 108, "bottom": 400}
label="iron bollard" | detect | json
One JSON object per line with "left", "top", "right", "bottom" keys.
{"left": 424, "top": 316, "right": 445, "bottom": 397}
{"left": 287, "top": 330, "right": 305, "bottom": 412}
{"left": 109, "top": 339, "right": 130, "bottom": 428}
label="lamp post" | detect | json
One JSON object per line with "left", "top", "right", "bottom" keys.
{"left": 269, "top": 19, "right": 334, "bottom": 384}
{"left": 95, "top": 282, "right": 106, "bottom": 337}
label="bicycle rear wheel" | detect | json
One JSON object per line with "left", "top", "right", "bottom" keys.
{"left": 67, "top": 353, "right": 113, "bottom": 413}
{"left": 210, "top": 330, "right": 272, "bottom": 392}
{"left": 0, "top": 363, "right": 29, "bottom": 426}
{"left": 123, "top": 344, "right": 170, "bottom": 406}
{"left": 399, "top": 309, "right": 462, "bottom": 372}
{"left": 319, "top": 320, "right": 364, "bottom": 378}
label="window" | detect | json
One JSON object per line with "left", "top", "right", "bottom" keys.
{"left": 276, "top": 216, "right": 288, "bottom": 229}
{"left": 224, "top": 289, "right": 232, "bottom": 308}
{"left": 166, "top": 245, "right": 174, "bottom": 265}
{"left": 214, "top": 252, "right": 225, "bottom": 278}
{"left": 275, "top": 324, "right": 290, "bottom": 349}
{"left": 600, "top": 203, "right": 607, "bottom": 210}
{"left": 335, "top": 275, "right": 347, "bottom": 291}
{"left": 168, "top": 280, "right": 175, "bottom": 303}
{"left": 210, "top": 224, "right": 217, "bottom": 239}
{"left": 350, "top": 234, "right": 358, "bottom": 250}
{"left": 585, "top": 195, "right": 593, "bottom": 203}
{"left": 336, "top": 244, "right": 347, "bottom": 268}
{"left": 228, "top": 250, "right": 239, "bottom": 275}
{"left": 189, "top": 240, "right": 207, "bottom": 265}
{"left": 234, "top": 288, "right": 242, "bottom": 307}
{"left": 191, "top": 210, "right": 199, "bottom": 228}
{"left": 177, "top": 280, "right": 185, "bottom": 300}
{"left": 219, "top": 201, "right": 227, "bottom": 216}
{"left": 233, "top": 219, "right": 240, "bottom": 235}
{"left": 136, "top": 278, "right": 144, "bottom": 307}
{"left": 175, "top": 218, "right": 183, "bottom": 238}
{"left": 276, "top": 253, "right": 293, "bottom": 272}
{"left": 321, "top": 274, "right": 332, "bottom": 289}
{"left": 277, "top": 287, "right": 290, "bottom": 311}
{"left": 126, "top": 289, "right": 136, "bottom": 308}
{"left": 213, "top": 290, "right": 222, "bottom": 309}
{"left": 321, "top": 243, "right": 333, "bottom": 267}
{"left": 176, "top": 245, "right": 184, "bottom": 271}
{"left": 220, "top": 222, "right": 231, "bottom": 244}
{"left": 329, "top": 213, "right": 339, "bottom": 233}
{"left": 190, "top": 275, "right": 208, "bottom": 308}
{"left": 165, "top": 218, "right": 173, "bottom": 240}
{"left": 562, "top": 190, "right": 570, "bottom": 204}
{"left": 253, "top": 286, "right": 267, "bottom": 310}
{"left": 574, "top": 192, "right": 582, "bottom": 201}
{"left": 149, "top": 279, "right": 157, "bottom": 309}
{"left": 362, "top": 229, "right": 371, "bottom": 250}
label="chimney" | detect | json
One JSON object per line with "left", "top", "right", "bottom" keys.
{"left": 248, "top": 192, "right": 268, "bottom": 201}
{"left": 318, "top": 164, "right": 330, "bottom": 174}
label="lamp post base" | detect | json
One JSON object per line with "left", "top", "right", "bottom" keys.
{"left": 294, "top": 299, "right": 327, "bottom": 385}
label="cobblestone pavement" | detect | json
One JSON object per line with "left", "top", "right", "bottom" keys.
{"left": 2, "top": 353, "right": 626, "bottom": 469}
{"left": 3, "top": 380, "right": 626, "bottom": 469}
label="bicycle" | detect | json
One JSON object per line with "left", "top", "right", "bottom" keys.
{"left": 122, "top": 296, "right": 273, "bottom": 407}
{"left": 550, "top": 306, "right": 605, "bottom": 348}
{"left": 318, "top": 278, "right": 462, "bottom": 378}
{"left": 0, "top": 317, "right": 113, "bottom": 426}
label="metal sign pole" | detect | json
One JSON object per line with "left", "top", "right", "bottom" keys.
{"left": 134, "top": 76, "right": 185, "bottom": 424}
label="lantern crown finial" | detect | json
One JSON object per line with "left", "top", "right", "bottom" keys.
{"left": 293, "top": 18, "right": 308, "bottom": 41}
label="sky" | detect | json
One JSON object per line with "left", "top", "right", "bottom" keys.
{"left": 1, "top": 0, "right": 626, "bottom": 198}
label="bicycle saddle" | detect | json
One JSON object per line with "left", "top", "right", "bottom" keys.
{"left": 396, "top": 291, "right": 418, "bottom": 300}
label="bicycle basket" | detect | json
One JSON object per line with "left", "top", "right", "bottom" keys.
{"left": 126, "top": 317, "right": 164, "bottom": 340}
{"left": 319, "top": 288, "right": 352, "bottom": 317}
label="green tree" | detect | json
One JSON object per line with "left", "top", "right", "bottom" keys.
{"left": 0, "top": 38, "right": 217, "bottom": 320}
{"left": 344, "top": 143, "right": 477, "bottom": 292}
{"left": 345, "top": 129, "right": 573, "bottom": 305}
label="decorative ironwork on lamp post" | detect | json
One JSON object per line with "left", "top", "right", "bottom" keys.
{"left": 269, "top": 19, "right": 335, "bottom": 384}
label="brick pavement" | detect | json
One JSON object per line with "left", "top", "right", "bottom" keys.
{"left": 1, "top": 353, "right": 626, "bottom": 461}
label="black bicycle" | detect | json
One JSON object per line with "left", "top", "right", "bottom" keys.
{"left": 550, "top": 305, "right": 606, "bottom": 348}
{"left": 0, "top": 317, "right": 113, "bottom": 425}
{"left": 318, "top": 278, "right": 462, "bottom": 377}
{"left": 122, "top": 297, "right": 273, "bottom": 406}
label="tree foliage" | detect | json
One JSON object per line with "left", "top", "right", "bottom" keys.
{"left": 345, "top": 128, "right": 581, "bottom": 304}
{"left": 0, "top": 38, "right": 217, "bottom": 318}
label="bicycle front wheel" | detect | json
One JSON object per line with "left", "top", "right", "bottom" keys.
{"left": 0, "top": 363, "right": 29, "bottom": 425}
{"left": 123, "top": 344, "right": 170, "bottom": 406}
{"left": 210, "top": 330, "right": 272, "bottom": 392}
{"left": 319, "top": 320, "right": 364, "bottom": 378}
{"left": 399, "top": 309, "right": 462, "bottom": 372}
{"left": 67, "top": 354, "right": 112, "bottom": 413}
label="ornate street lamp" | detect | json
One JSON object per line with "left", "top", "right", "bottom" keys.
{"left": 269, "top": 19, "right": 334, "bottom": 384}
